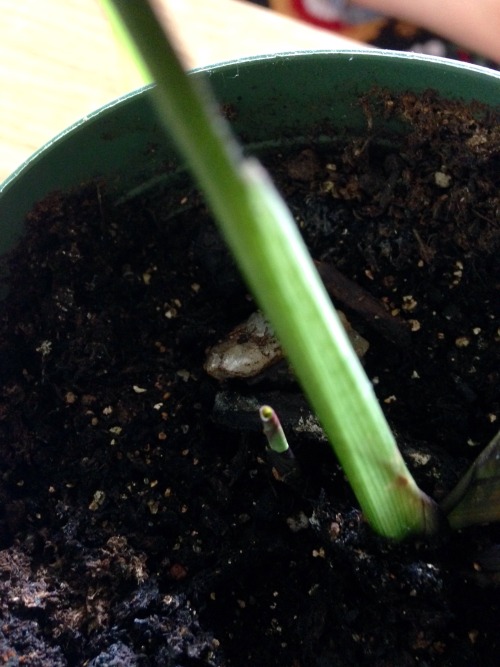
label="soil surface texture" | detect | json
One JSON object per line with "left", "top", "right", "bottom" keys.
{"left": 0, "top": 89, "right": 499, "bottom": 666}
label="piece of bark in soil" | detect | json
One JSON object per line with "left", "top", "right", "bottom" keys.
{"left": 315, "top": 260, "right": 412, "bottom": 348}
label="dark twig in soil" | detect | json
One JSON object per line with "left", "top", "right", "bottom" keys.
{"left": 315, "top": 260, "right": 412, "bottom": 348}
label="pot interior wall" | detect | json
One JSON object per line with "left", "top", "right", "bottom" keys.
{"left": 1, "top": 50, "right": 499, "bottom": 258}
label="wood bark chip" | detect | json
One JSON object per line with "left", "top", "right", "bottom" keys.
{"left": 314, "top": 260, "right": 412, "bottom": 348}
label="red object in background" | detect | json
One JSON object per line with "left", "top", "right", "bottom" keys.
{"left": 290, "top": 0, "right": 348, "bottom": 31}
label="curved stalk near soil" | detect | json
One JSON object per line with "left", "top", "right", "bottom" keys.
{"left": 101, "top": 0, "right": 442, "bottom": 539}
{"left": 441, "top": 431, "right": 500, "bottom": 530}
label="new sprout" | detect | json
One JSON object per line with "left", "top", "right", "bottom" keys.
{"left": 259, "top": 405, "right": 301, "bottom": 487}
{"left": 260, "top": 405, "right": 290, "bottom": 454}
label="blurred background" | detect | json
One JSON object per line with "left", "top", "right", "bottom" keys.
{"left": 2, "top": 0, "right": 496, "bottom": 184}
{"left": 0, "top": 0, "right": 361, "bottom": 183}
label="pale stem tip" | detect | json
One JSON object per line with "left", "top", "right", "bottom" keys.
{"left": 259, "top": 405, "right": 289, "bottom": 454}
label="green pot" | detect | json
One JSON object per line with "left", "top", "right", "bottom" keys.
{"left": 1, "top": 49, "right": 499, "bottom": 666}
{"left": 1, "top": 50, "right": 499, "bottom": 257}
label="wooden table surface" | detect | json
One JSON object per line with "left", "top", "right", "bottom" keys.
{"left": 0, "top": 0, "right": 364, "bottom": 183}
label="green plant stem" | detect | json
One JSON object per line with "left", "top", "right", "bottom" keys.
{"left": 101, "top": 0, "right": 439, "bottom": 539}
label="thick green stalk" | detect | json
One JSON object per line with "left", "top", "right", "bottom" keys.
{"left": 101, "top": 0, "right": 439, "bottom": 539}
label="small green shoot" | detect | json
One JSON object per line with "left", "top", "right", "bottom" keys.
{"left": 260, "top": 405, "right": 290, "bottom": 454}
{"left": 259, "top": 405, "right": 301, "bottom": 487}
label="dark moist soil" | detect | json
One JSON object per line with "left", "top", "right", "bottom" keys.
{"left": 0, "top": 89, "right": 499, "bottom": 667}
